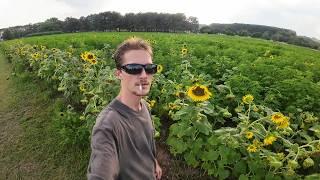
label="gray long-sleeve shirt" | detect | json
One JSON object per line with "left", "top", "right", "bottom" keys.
{"left": 87, "top": 98, "right": 156, "bottom": 180}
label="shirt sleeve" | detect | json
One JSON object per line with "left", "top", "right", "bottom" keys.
{"left": 87, "top": 119, "right": 120, "bottom": 180}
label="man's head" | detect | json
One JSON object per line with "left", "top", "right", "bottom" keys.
{"left": 113, "top": 37, "right": 153, "bottom": 68}
{"left": 113, "top": 38, "right": 157, "bottom": 97}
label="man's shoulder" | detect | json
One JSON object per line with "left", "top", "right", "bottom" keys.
{"left": 94, "top": 105, "right": 122, "bottom": 129}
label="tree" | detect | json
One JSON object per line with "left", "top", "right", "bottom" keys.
{"left": 38, "top": 17, "right": 63, "bottom": 32}
{"left": 2, "top": 29, "right": 14, "bottom": 40}
{"left": 187, "top": 16, "right": 199, "bottom": 32}
{"left": 63, "top": 17, "right": 80, "bottom": 32}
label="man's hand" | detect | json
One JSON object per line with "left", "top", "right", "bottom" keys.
{"left": 155, "top": 159, "right": 162, "bottom": 180}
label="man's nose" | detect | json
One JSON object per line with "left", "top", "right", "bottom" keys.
{"left": 139, "top": 68, "right": 148, "bottom": 77}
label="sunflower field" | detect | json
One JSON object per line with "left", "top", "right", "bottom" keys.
{"left": 1, "top": 32, "right": 320, "bottom": 179}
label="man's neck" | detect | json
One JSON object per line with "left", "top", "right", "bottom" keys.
{"left": 117, "top": 93, "right": 142, "bottom": 112}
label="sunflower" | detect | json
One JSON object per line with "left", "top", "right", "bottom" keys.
{"left": 181, "top": 48, "right": 188, "bottom": 56}
{"left": 79, "top": 83, "right": 86, "bottom": 92}
{"left": 245, "top": 131, "right": 254, "bottom": 139}
{"left": 157, "top": 64, "right": 163, "bottom": 73}
{"left": 67, "top": 52, "right": 72, "bottom": 58}
{"left": 187, "top": 84, "right": 212, "bottom": 102}
{"left": 264, "top": 135, "right": 277, "bottom": 146}
{"left": 242, "top": 94, "right": 254, "bottom": 104}
{"left": 253, "top": 139, "right": 262, "bottom": 148}
{"left": 247, "top": 145, "right": 257, "bottom": 153}
{"left": 81, "top": 51, "right": 88, "bottom": 61}
{"left": 31, "top": 52, "right": 41, "bottom": 60}
{"left": 168, "top": 103, "right": 181, "bottom": 110}
{"left": 271, "top": 112, "right": 290, "bottom": 128}
{"left": 85, "top": 52, "right": 96, "bottom": 61}
{"left": 271, "top": 112, "right": 285, "bottom": 123}
{"left": 89, "top": 59, "right": 98, "bottom": 65}
{"left": 40, "top": 45, "right": 46, "bottom": 51}
{"left": 147, "top": 100, "right": 156, "bottom": 108}
{"left": 277, "top": 116, "right": 290, "bottom": 128}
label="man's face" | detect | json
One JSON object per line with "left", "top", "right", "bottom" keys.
{"left": 117, "top": 50, "right": 154, "bottom": 97}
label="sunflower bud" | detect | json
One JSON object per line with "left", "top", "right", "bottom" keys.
{"left": 223, "top": 111, "right": 232, "bottom": 118}
{"left": 270, "top": 159, "right": 283, "bottom": 169}
{"left": 235, "top": 106, "right": 243, "bottom": 113}
{"left": 286, "top": 168, "right": 295, "bottom": 176}
{"left": 288, "top": 160, "right": 299, "bottom": 169}
{"left": 225, "top": 94, "right": 236, "bottom": 100}
{"left": 303, "top": 157, "right": 314, "bottom": 168}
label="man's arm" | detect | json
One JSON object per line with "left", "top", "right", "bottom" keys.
{"left": 87, "top": 124, "right": 119, "bottom": 180}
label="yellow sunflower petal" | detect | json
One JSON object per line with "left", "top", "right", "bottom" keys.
{"left": 187, "top": 85, "right": 212, "bottom": 102}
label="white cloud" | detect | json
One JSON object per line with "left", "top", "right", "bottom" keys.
{"left": 0, "top": 0, "right": 73, "bottom": 27}
{"left": 0, "top": 0, "right": 319, "bottom": 39}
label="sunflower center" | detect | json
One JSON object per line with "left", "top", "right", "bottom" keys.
{"left": 274, "top": 115, "right": 282, "bottom": 119}
{"left": 192, "top": 86, "right": 205, "bottom": 96}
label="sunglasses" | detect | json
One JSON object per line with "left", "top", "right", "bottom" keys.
{"left": 119, "top": 63, "right": 158, "bottom": 75}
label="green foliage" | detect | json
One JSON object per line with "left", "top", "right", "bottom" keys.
{"left": 1, "top": 32, "right": 320, "bottom": 179}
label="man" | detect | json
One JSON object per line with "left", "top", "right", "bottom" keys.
{"left": 87, "top": 37, "right": 162, "bottom": 180}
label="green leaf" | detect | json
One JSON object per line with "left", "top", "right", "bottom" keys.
{"left": 234, "top": 160, "right": 247, "bottom": 176}
{"left": 208, "top": 135, "right": 219, "bottom": 145}
{"left": 193, "top": 120, "right": 212, "bottom": 135}
{"left": 203, "top": 105, "right": 214, "bottom": 115}
{"left": 172, "top": 110, "right": 187, "bottom": 121}
{"left": 184, "top": 151, "right": 199, "bottom": 167}
{"left": 169, "top": 122, "right": 190, "bottom": 138}
{"left": 218, "top": 169, "right": 230, "bottom": 180}
{"left": 239, "top": 174, "right": 249, "bottom": 180}
{"left": 201, "top": 150, "right": 219, "bottom": 161}
{"left": 167, "top": 137, "right": 187, "bottom": 154}
{"left": 298, "top": 131, "right": 313, "bottom": 143}
{"left": 265, "top": 172, "right": 282, "bottom": 180}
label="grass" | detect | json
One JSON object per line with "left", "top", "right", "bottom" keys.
{"left": 0, "top": 53, "right": 89, "bottom": 179}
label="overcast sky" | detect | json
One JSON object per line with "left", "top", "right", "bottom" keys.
{"left": 1, "top": 0, "right": 319, "bottom": 39}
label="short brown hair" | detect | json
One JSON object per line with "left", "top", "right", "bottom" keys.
{"left": 113, "top": 37, "right": 153, "bottom": 68}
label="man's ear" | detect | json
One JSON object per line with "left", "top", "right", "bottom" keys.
{"left": 115, "top": 69, "right": 122, "bottom": 80}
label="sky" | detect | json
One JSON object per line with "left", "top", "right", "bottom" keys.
{"left": 1, "top": 0, "right": 319, "bottom": 39}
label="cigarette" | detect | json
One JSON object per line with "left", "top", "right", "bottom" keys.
{"left": 139, "top": 84, "right": 142, "bottom": 92}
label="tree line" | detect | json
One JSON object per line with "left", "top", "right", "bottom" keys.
{"left": 200, "top": 23, "right": 320, "bottom": 50}
{"left": 0, "top": 12, "right": 199, "bottom": 40}
{"left": 1, "top": 11, "right": 320, "bottom": 50}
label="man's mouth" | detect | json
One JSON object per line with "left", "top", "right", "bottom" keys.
{"left": 136, "top": 82, "right": 149, "bottom": 86}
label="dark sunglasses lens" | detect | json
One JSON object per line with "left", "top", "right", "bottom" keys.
{"left": 124, "top": 64, "right": 143, "bottom": 74}
{"left": 145, "top": 64, "right": 157, "bottom": 74}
